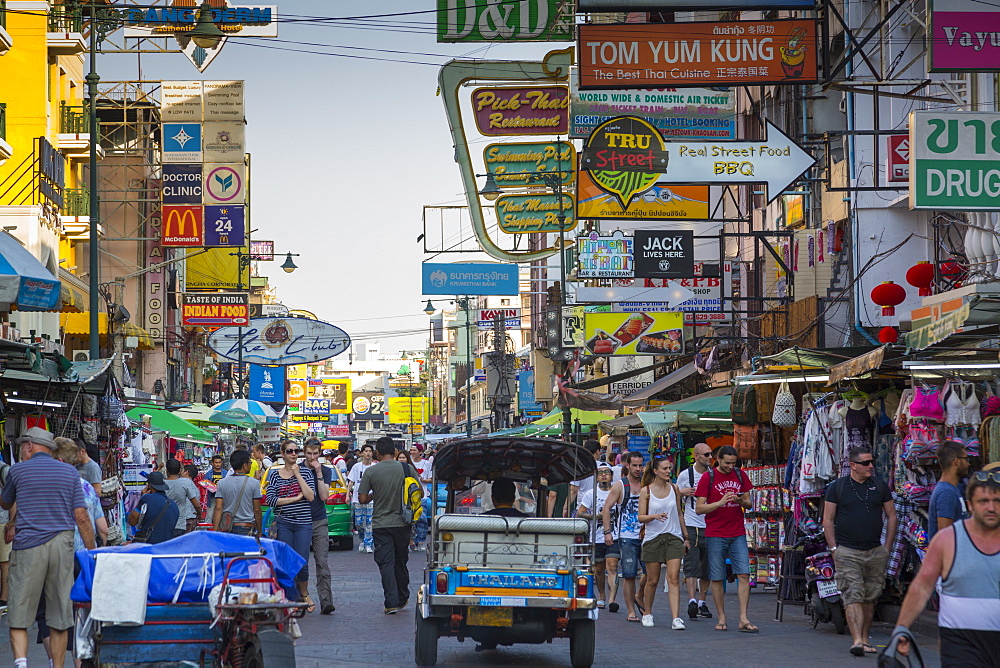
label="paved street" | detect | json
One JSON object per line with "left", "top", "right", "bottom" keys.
{"left": 295, "top": 545, "right": 943, "bottom": 668}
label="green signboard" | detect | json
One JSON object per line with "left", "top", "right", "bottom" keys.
{"left": 483, "top": 141, "right": 575, "bottom": 189}
{"left": 910, "top": 111, "right": 1000, "bottom": 210}
{"left": 495, "top": 192, "right": 576, "bottom": 233}
{"left": 437, "top": 0, "right": 574, "bottom": 43}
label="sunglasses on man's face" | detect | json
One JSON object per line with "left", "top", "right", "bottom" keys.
{"left": 852, "top": 459, "right": 875, "bottom": 467}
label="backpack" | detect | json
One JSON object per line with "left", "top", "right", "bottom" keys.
{"left": 400, "top": 462, "right": 423, "bottom": 525}
{"left": 708, "top": 466, "right": 748, "bottom": 500}
{"left": 731, "top": 385, "right": 758, "bottom": 425}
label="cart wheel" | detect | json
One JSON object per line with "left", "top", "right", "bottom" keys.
{"left": 414, "top": 610, "right": 438, "bottom": 666}
{"left": 569, "top": 619, "right": 595, "bottom": 668}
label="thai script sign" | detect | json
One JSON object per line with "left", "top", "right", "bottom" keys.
{"left": 584, "top": 311, "right": 684, "bottom": 356}
{"left": 473, "top": 86, "right": 569, "bottom": 136}
{"left": 909, "top": 111, "right": 1000, "bottom": 210}
{"left": 577, "top": 20, "right": 818, "bottom": 89}
{"left": 581, "top": 117, "right": 669, "bottom": 209}
{"left": 437, "top": 0, "right": 573, "bottom": 43}
{"left": 483, "top": 141, "right": 575, "bottom": 189}
{"left": 495, "top": 192, "right": 576, "bottom": 233}
{"left": 577, "top": 230, "right": 634, "bottom": 278}
{"left": 577, "top": 173, "right": 709, "bottom": 219}
{"left": 929, "top": 0, "right": 1000, "bottom": 72}
{"left": 422, "top": 262, "right": 519, "bottom": 296}
{"left": 207, "top": 317, "right": 351, "bottom": 365}
{"left": 570, "top": 83, "right": 736, "bottom": 140}
{"left": 248, "top": 364, "right": 285, "bottom": 403}
{"left": 182, "top": 292, "right": 249, "bottom": 326}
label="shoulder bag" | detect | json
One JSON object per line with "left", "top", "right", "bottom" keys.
{"left": 218, "top": 474, "right": 251, "bottom": 533}
{"left": 772, "top": 381, "right": 798, "bottom": 427}
{"left": 133, "top": 500, "right": 170, "bottom": 543}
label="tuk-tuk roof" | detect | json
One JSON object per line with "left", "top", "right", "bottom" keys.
{"left": 432, "top": 437, "right": 596, "bottom": 486}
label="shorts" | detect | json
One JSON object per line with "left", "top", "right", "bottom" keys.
{"left": 833, "top": 544, "right": 888, "bottom": 606}
{"left": 619, "top": 537, "right": 645, "bottom": 579}
{"left": 683, "top": 527, "right": 709, "bottom": 580}
{"left": 939, "top": 628, "right": 1000, "bottom": 668}
{"left": 707, "top": 534, "right": 750, "bottom": 581}
{"left": 594, "top": 541, "right": 620, "bottom": 562}
{"left": 0, "top": 528, "right": 11, "bottom": 563}
{"left": 8, "top": 532, "right": 75, "bottom": 630}
{"left": 642, "top": 532, "right": 685, "bottom": 564}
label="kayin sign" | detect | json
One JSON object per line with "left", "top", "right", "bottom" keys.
{"left": 577, "top": 20, "right": 818, "bottom": 89}
{"left": 581, "top": 116, "right": 669, "bottom": 209}
{"left": 473, "top": 86, "right": 569, "bottom": 136}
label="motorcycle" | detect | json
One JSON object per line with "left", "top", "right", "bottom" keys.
{"left": 798, "top": 518, "right": 846, "bottom": 635}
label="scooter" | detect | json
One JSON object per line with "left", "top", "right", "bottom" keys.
{"left": 798, "top": 518, "right": 846, "bottom": 635}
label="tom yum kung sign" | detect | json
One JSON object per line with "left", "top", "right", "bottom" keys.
{"left": 473, "top": 86, "right": 569, "bottom": 136}
{"left": 577, "top": 20, "right": 818, "bottom": 89}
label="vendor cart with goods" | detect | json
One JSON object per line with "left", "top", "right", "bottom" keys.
{"left": 71, "top": 532, "right": 308, "bottom": 667}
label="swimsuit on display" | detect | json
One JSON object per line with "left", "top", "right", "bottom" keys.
{"left": 944, "top": 382, "right": 981, "bottom": 427}
{"left": 908, "top": 385, "right": 945, "bottom": 421}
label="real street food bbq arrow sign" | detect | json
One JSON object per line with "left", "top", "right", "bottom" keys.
{"left": 581, "top": 117, "right": 814, "bottom": 205}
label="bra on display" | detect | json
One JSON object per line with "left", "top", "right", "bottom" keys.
{"left": 908, "top": 385, "right": 945, "bottom": 421}
{"left": 945, "top": 381, "right": 981, "bottom": 427}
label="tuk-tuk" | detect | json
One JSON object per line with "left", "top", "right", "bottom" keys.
{"left": 414, "top": 437, "right": 597, "bottom": 668}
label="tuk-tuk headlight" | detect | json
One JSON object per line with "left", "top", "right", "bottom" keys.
{"left": 436, "top": 572, "right": 449, "bottom": 594}
{"left": 441, "top": 532, "right": 454, "bottom": 542}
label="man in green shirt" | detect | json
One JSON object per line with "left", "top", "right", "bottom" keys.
{"left": 358, "top": 437, "right": 421, "bottom": 615}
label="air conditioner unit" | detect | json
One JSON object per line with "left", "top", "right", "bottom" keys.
{"left": 71, "top": 350, "right": 90, "bottom": 362}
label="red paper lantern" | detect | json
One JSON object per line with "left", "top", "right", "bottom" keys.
{"left": 905, "top": 261, "right": 935, "bottom": 297}
{"left": 878, "top": 326, "right": 899, "bottom": 344}
{"left": 870, "top": 281, "right": 906, "bottom": 316}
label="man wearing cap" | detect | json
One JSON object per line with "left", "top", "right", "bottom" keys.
{"left": 0, "top": 427, "right": 95, "bottom": 668}
{"left": 128, "top": 472, "right": 180, "bottom": 545}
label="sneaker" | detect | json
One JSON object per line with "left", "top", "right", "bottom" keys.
{"left": 597, "top": 600, "right": 606, "bottom": 609}
{"left": 687, "top": 600, "right": 699, "bottom": 619}
{"left": 384, "top": 606, "right": 399, "bottom": 615}
{"left": 641, "top": 614, "right": 654, "bottom": 627}
{"left": 672, "top": 618, "right": 686, "bottom": 630}
{"left": 358, "top": 543, "right": 366, "bottom": 552}
{"left": 699, "top": 603, "right": 713, "bottom": 618}
{"left": 365, "top": 546, "right": 374, "bottom": 553}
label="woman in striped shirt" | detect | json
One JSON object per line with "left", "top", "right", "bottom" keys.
{"left": 265, "top": 441, "right": 315, "bottom": 610}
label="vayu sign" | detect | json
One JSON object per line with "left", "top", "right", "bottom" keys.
{"left": 581, "top": 117, "right": 814, "bottom": 203}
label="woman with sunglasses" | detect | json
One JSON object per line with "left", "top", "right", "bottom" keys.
{"left": 265, "top": 440, "right": 316, "bottom": 611}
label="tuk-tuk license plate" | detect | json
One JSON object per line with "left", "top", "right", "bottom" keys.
{"left": 467, "top": 606, "right": 513, "bottom": 627}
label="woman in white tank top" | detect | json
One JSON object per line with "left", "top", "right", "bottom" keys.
{"left": 637, "top": 457, "right": 689, "bottom": 629}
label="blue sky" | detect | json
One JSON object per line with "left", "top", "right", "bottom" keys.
{"left": 102, "top": 0, "right": 554, "bottom": 354}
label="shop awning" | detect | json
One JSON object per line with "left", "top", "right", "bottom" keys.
{"left": 0, "top": 232, "right": 60, "bottom": 311}
{"left": 599, "top": 413, "right": 644, "bottom": 436}
{"left": 532, "top": 407, "right": 613, "bottom": 426}
{"left": 828, "top": 345, "right": 888, "bottom": 384}
{"left": 636, "top": 387, "right": 732, "bottom": 435}
{"left": 126, "top": 405, "right": 216, "bottom": 445}
{"left": 59, "top": 312, "right": 155, "bottom": 350}
{"left": 622, "top": 362, "right": 697, "bottom": 405}
{"left": 755, "top": 346, "right": 871, "bottom": 370}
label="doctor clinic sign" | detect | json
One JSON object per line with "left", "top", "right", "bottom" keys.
{"left": 910, "top": 111, "right": 1000, "bottom": 210}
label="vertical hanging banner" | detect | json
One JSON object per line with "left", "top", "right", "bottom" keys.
{"left": 144, "top": 205, "right": 165, "bottom": 341}
{"left": 249, "top": 364, "right": 286, "bottom": 403}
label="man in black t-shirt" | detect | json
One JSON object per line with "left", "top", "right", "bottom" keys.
{"left": 822, "top": 446, "right": 897, "bottom": 657}
{"left": 483, "top": 479, "right": 527, "bottom": 518}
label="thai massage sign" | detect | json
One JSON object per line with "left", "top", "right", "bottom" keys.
{"left": 495, "top": 192, "right": 576, "bottom": 233}
{"left": 207, "top": 317, "right": 351, "bottom": 365}
{"left": 473, "top": 86, "right": 569, "bottom": 136}
{"left": 577, "top": 20, "right": 818, "bottom": 88}
{"left": 909, "top": 111, "right": 1000, "bottom": 210}
{"left": 483, "top": 141, "right": 575, "bottom": 188}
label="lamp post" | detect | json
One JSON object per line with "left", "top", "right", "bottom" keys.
{"left": 84, "top": 2, "right": 229, "bottom": 358}
{"left": 424, "top": 298, "right": 473, "bottom": 438}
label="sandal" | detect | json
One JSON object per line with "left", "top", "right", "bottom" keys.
{"left": 634, "top": 597, "right": 645, "bottom": 616}
{"left": 864, "top": 644, "right": 877, "bottom": 654}
{"left": 738, "top": 623, "right": 759, "bottom": 634}
{"left": 627, "top": 614, "right": 640, "bottom": 623}
{"left": 303, "top": 595, "right": 316, "bottom": 614}
{"left": 850, "top": 644, "right": 865, "bottom": 657}
{"left": 715, "top": 621, "right": 728, "bottom": 631}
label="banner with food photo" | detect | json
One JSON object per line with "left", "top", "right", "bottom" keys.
{"left": 584, "top": 312, "right": 684, "bottom": 356}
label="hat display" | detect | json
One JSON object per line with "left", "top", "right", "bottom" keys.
{"left": 14, "top": 427, "right": 56, "bottom": 450}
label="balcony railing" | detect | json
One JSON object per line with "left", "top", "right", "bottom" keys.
{"left": 48, "top": 4, "right": 83, "bottom": 33}
{"left": 60, "top": 102, "right": 87, "bottom": 134}
{"left": 0, "top": 103, "right": 6, "bottom": 142}
{"left": 62, "top": 188, "right": 89, "bottom": 217}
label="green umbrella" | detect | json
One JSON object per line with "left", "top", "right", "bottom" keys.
{"left": 125, "top": 406, "right": 215, "bottom": 444}
{"left": 531, "top": 407, "right": 612, "bottom": 426}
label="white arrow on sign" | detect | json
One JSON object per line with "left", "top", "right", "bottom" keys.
{"left": 658, "top": 120, "right": 815, "bottom": 202}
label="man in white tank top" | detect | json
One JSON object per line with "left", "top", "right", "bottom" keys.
{"left": 892, "top": 471, "right": 1000, "bottom": 666}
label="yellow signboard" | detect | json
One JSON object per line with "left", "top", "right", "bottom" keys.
{"left": 584, "top": 312, "right": 684, "bottom": 356}
{"left": 287, "top": 380, "right": 308, "bottom": 401}
{"left": 307, "top": 379, "right": 352, "bottom": 413}
{"left": 576, "top": 171, "right": 709, "bottom": 220}
{"left": 287, "top": 364, "right": 307, "bottom": 380}
{"left": 184, "top": 247, "right": 250, "bottom": 290}
{"left": 387, "top": 397, "right": 430, "bottom": 424}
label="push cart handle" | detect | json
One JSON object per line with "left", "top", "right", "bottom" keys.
{"left": 217, "top": 549, "right": 267, "bottom": 559}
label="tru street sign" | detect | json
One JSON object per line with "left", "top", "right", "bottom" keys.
{"left": 581, "top": 117, "right": 814, "bottom": 203}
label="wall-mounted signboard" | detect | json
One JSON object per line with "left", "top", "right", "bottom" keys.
{"left": 483, "top": 141, "right": 575, "bottom": 188}
{"left": 495, "top": 192, "right": 576, "bottom": 233}
{"left": 473, "top": 86, "right": 569, "bottom": 136}
{"left": 909, "top": 111, "right": 1000, "bottom": 210}
{"left": 577, "top": 173, "right": 709, "bottom": 219}
{"left": 633, "top": 230, "right": 695, "bottom": 279}
{"left": 182, "top": 292, "right": 249, "bottom": 326}
{"left": 437, "top": 0, "right": 573, "bottom": 42}
{"left": 421, "top": 262, "right": 519, "bottom": 296}
{"left": 476, "top": 308, "right": 521, "bottom": 330}
{"left": 577, "top": 230, "right": 634, "bottom": 278}
{"left": 584, "top": 311, "right": 685, "bottom": 356}
{"left": 307, "top": 379, "right": 352, "bottom": 413}
{"left": 578, "top": 20, "right": 819, "bottom": 89}
{"left": 929, "top": 0, "right": 1000, "bottom": 72}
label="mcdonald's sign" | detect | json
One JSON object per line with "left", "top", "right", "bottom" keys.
{"left": 161, "top": 205, "right": 203, "bottom": 247}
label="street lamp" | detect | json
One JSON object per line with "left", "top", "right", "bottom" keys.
{"left": 423, "top": 299, "right": 436, "bottom": 316}
{"left": 477, "top": 172, "right": 502, "bottom": 201}
{"left": 280, "top": 252, "right": 299, "bottom": 274}
{"left": 189, "top": 2, "right": 226, "bottom": 49}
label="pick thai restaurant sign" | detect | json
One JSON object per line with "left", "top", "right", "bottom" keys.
{"left": 473, "top": 86, "right": 569, "bottom": 136}
{"left": 207, "top": 317, "right": 351, "bottom": 365}
{"left": 909, "top": 111, "right": 1000, "bottom": 210}
{"left": 577, "top": 20, "right": 818, "bottom": 89}
{"left": 437, "top": 0, "right": 573, "bottom": 42}
{"left": 570, "top": 83, "right": 737, "bottom": 140}
{"left": 633, "top": 230, "right": 695, "bottom": 279}
{"left": 182, "top": 292, "right": 249, "bottom": 326}
{"left": 483, "top": 141, "right": 575, "bottom": 188}
{"left": 929, "top": 0, "right": 1000, "bottom": 71}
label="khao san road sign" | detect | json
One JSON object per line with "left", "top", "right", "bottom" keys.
{"left": 495, "top": 192, "right": 576, "bottom": 233}
{"left": 909, "top": 111, "right": 1000, "bottom": 210}
{"left": 438, "top": 0, "right": 574, "bottom": 43}
{"left": 581, "top": 116, "right": 814, "bottom": 203}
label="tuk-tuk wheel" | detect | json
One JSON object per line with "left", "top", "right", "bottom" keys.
{"left": 569, "top": 619, "right": 595, "bottom": 668}
{"left": 414, "top": 611, "right": 438, "bottom": 666}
